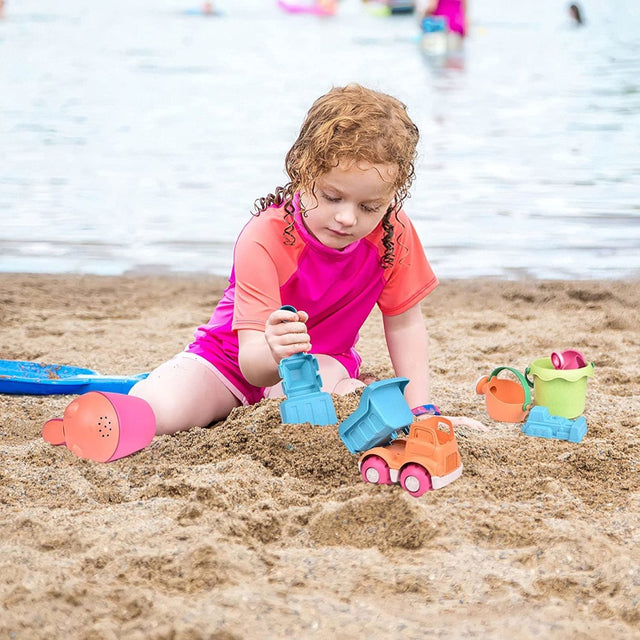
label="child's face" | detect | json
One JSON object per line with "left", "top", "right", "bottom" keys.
{"left": 300, "top": 160, "right": 397, "bottom": 250}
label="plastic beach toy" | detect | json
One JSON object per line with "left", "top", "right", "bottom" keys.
{"left": 0, "top": 358, "right": 148, "bottom": 395}
{"left": 551, "top": 349, "right": 587, "bottom": 370}
{"left": 475, "top": 367, "right": 532, "bottom": 423}
{"left": 339, "top": 377, "right": 414, "bottom": 454}
{"left": 276, "top": 305, "right": 337, "bottom": 425}
{"left": 42, "top": 391, "right": 156, "bottom": 462}
{"left": 522, "top": 406, "right": 587, "bottom": 443}
{"left": 278, "top": 352, "right": 337, "bottom": 425}
{"left": 526, "top": 357, "right": 594, "bottom": 419}
{"left": 358, "top": 416, "right": 463, "bottom": 497}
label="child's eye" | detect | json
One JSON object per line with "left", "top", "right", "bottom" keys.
{"left": 322, "top": 193, "right": 341, "bottom": 203}
{"left": 361, "top": 204, "right": 381, "bottom": 213}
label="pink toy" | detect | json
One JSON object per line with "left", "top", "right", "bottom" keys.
{"left": 42, "top": 391, "right": 155, "bottom": 462}
{"left": 551, "top": 349, "right": 587, "bottom": 370}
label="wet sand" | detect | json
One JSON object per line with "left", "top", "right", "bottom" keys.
{"left": 1, "top": 273, "right": 639, "bottom": 639}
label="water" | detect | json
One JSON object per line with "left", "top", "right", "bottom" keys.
{"left": 1, "top": 0, "right": 639, "bottom": 279}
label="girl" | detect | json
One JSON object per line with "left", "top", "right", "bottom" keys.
{"left": 131, "top": 84, "right": 483, "bottom": 434}
{"left": 419, "top": 0, "right": 467, "bottom": 39}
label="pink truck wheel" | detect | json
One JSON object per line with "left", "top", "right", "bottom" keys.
{"left": 361, "top": 455, "right": 392, "bottom": 485}
{"left": 400, "top": 463, "right": 432, "bottom": 497}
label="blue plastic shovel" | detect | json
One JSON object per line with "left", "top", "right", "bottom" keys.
{"left": 0, "top": 359, "right": 148, "bottom": 395}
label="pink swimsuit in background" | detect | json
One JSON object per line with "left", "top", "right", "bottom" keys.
{"left": 432, "top": 0, "right": 465, "bottom": 36}
{"left": 186, "top": 197, "right": 438, "bottom": 404}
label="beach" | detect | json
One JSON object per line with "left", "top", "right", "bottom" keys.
{"left": 0, "top": 272, "right": 638, "bottom": 639}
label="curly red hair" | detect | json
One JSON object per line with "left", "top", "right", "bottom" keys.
{"left": 253, "top": 84, "right": 420, "bottom": 266}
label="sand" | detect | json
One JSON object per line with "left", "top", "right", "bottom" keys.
{"left": 0, "top": 273, "right": 639, "bottom": 639}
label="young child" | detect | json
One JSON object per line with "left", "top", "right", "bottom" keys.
{"left": 568, "top": 3, "right": 584, "bottom": 26}
{"left": 131, "top": 84, "right": 484, "bottom": 435}
{"left": 419, "top": 0, "right": 467, "bottom": 39}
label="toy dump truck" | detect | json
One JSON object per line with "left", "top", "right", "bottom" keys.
{"left": 337, "top": 377, "right": 463, "bottom": 498}
{"left": 338, "top": 378, "right": 414, "bottom": 453}
{"left": 358, "top": 416, "right": 463, "bottom": 497}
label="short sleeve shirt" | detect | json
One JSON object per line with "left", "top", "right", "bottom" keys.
{"left": 187, "top": 197, "right": 438, "bottom": 403}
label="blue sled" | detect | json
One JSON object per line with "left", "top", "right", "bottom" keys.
{"left": 278, "top": 352, "right": 337, "bottom": 426}
{"left": 0, "top": 359, "right": 148, "bottom": 395}
{"left": 338, "top": 377, "right": 414, "bottom": 454}
{"left": 522, "top": 406, "right": 587, "bottom": 443}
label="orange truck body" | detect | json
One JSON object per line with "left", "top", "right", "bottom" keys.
{"left": 359, "top": 416, "right": 463, "bottom": 491}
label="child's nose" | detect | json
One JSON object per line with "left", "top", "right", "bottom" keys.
{"left": 334, "top": 204, "right": 358, "bottom": 227}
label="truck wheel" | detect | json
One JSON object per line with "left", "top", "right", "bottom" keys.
{"left": 361, "top": 455, "right": 391, "bottom": 485}
{"left": 400, "top": 464, "right": 432, "bottom": 497}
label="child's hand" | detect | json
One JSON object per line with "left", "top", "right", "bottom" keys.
{"left": 265, "top": 307, "right": 311, "bottom": 363}
{"left": 445, "top": 415, "right": 490, "bottom": 432}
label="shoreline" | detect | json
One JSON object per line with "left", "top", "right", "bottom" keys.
{"left": 2, "top": 261, "right": 639, "bottom": 281}
{"left": 1, "top": 273, "right": 639, "bottom": 639}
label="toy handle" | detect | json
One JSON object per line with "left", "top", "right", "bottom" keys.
{"left": 280, "top": 304, "right": 297, "bottom": 314}
{"left": 488, "top": 366, "right": 532, "bottom": 411}
{"left": 277, "top": 305, "right": 311, "bottom": 371}
{"left": 524, "top": 367, "right": 533, "bottom": 389}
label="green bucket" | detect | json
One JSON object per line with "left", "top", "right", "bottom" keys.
{"left": 525, "top": 357, "right": 594, "bottom": 419}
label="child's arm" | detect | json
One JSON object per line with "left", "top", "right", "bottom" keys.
{"left": 237, "top": 308, "right": 310, "bottom": 388}
{"left": 422, "top": 0, "right": 439, "bottom": 16}
{"left": 383, "top": 302, "right": 489, "bottom": 431}
{"left": 382, "top": 302, "right": 431, "bottom": 410}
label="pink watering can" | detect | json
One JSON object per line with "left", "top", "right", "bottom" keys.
{"left": 42, "top": 391, "right": 155, "bottom": 462}
{"left": 550, "top": 349, "right": 587, "bottom": 370}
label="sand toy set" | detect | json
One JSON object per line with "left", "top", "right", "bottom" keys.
{"left": 32, "top": 348, "right": 463, "bottom": 499}
{"left": 476, "top": 349, "right": 594, "bottom": 442}
{"left": 23, "top": 305, "right": 463, "bottom": 501}
{"left": 276, "top": 344, "right": 462, "bottom": 498}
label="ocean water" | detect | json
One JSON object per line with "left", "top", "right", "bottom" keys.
{"left": 1, "top": 0, "right": 639, "bottom": 279}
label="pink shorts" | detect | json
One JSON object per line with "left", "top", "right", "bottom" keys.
{"left": 177, "top": 351, "right": 263, "bottom": 406}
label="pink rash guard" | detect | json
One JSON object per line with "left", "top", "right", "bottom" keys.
{"left": 186, "top": 197, "right": 438, "bottom": 404}
{"left": 432, "top": 0, "right": 466, "bottom": 36}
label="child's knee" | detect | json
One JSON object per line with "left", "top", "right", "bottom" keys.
{"left": 332, "top": 377, "right": 365, "bottom": 395}
{"left": 129, "top": 379, "right": 184, "bottom": 434}
{"left": 314, "top": 354, "right": 364, "bottom": 396}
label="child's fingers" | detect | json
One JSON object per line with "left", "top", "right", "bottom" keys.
{"left": 272, "top": 308, "right": 299, "bottom": 325}
{"left": 273, "top": 333, "right": 312, "bottom": 360}
{"left": 277, "top": 325, "right": 310, "bottom": 346}
{"left": 271, "top": 321, "right": 308, "bottom": 340}
{"left": 272, "top": 306, "right": 309, "bottom": 325}
{"left": 268, "top": 306, "right": 311, "bottom": 359}
{"left": 447, "top": 416, "right": 490, "bottom": 432}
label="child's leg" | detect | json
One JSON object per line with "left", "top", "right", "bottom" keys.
{"left": 323, "top": 354, "right": 367, "bottom": 394}
{"left": 129, "top": 355, "right": 240, "bottom": 435}
{"left": 264, "top": 354, "right": 364, "bottom": 399}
